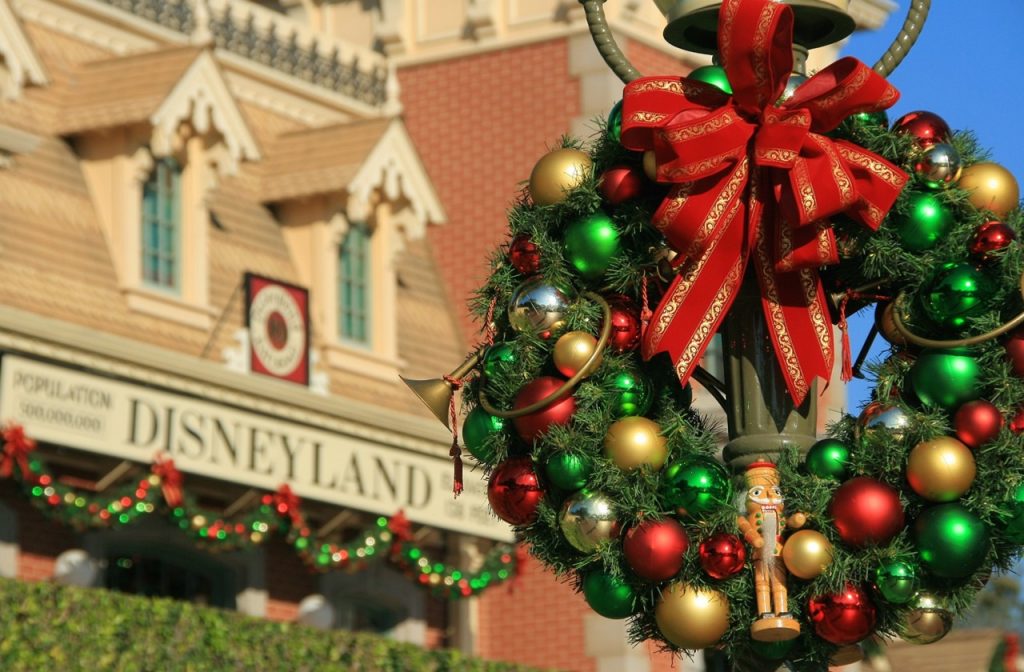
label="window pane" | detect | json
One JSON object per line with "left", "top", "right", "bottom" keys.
{"left": 338, "top": 226, "right": 371, "bottom": 344}
{"left": 140, "top": 157, "right": 181, "bottom": 292}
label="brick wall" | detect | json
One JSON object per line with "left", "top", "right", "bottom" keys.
{"left": 626, "top": 39, "right": 696, "bottom": 78}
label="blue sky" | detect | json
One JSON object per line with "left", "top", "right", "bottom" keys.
{"left": 837, "top": 1, "right": 1024, "bottom": 410}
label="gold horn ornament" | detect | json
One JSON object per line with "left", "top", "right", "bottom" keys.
{"left": 400, "top": 352, "right": 483, "bottom": 428}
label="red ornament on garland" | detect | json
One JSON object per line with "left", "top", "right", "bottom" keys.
{"left": 1006, "top": 329, "right": 1024, "bottom": 377}
{"left": 970, "top": 221, "right": 1016, "bottom": 263}
{"left": 954, "top": 400, "right": 1004, "bottom": 449}
{"left": 599, "top": 165, "right": 645, "bottom": 205}
{"left": 487, "top": 457, "right": 543, "bottom": 525}
{"left": 607, "top": 295, "right": 642, "bottom": 352}
{"left": 698, "top": 532, "right": 747, "bottom": 580}
{"left": 512, "top": 377, "right": 577, "bottom": 442}
{"left": 829, "top": 477, "right": 905, "bottom": 547}
{"left": 1011, "top": 408, "right": 1024, "bottom": 434}
{"left": 623, "top": 518, "right": 689, "bottom": 581}
{"left": 808, "top": 584, "right": 877, "bottom": 645}
{"left": 508, "top": 234, "right": 542, "bottom": 275}
{"left": 893, "top": 111, "right": 951, "bottom": 148}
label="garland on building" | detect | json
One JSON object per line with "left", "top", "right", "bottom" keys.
{"left": 0, "top": 425, "right": 518, "bottom": 600}
{"left": 442, "top": 0, "right": 1024, "bottom": 667}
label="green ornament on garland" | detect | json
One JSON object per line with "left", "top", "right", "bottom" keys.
{"left": 914, "top": 503, "right": 990, "bottom": 579}
{"left": 909, "top": 348, "right": 982, "bottom": 411}
{"left": 893, "top": 192, "right": 953, "bottom": 252}
{"left": 688, "top": 65, "right": 733, "bottom": 94}
{"left": 607, "top": 100, "right": 623, "bottom": 143}
{"left": 582, "top": 570, "right": 636, "bottom": 619}
{"left": 662, "top": 458, "right": 732, "bottom": 518}
{"left": 565, "top": 212, "right": 621, "bottom": 280}
{"left": 483, "top": 342, "right": 516, "bottom": 379}
{"left": 462, "top": 407, "right": 505, "bottom": 463}
{"left": 1001, "top": 482, "right": 1024, "bottom": 543}
{"left": 873, "top": 560, "right": 919, "bottom": 604}
{"left": 545, "top": 452, "right": 591, "bottom": 491}
{"left": 608, "top": 370, "right": 653, "bottom": 418}
{"left": 921, "top": 262, "right": 994, "bottom": 331}
{"left": 805, "top": 438, "right": 851, "bottom": 480}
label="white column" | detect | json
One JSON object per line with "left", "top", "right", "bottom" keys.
{"left": 583, "top": 614, "right": 651, "bottom": 672}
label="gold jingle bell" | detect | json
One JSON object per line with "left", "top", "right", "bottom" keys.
{"left": 655, "top": 582, "right": 730, "bottom": 650}
{"left": 553, "top": 331, "right": 602, "bottom": 378}
{"left": 781, "top": 529, "right": 833, "bottom": 580}
{"left": 528, "top": 148, "right": 592, "bottom": 206}
{"left": 958, "top": 161, "right": 1020, "bottom": 218}
{"left": 604, "top": 417, "right": 667, "bottom": 471}
{"left": 906, "top": 436, "right": 976, "bottom": 502}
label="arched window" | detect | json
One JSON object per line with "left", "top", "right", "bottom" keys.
{"left": 141, "top": 156, "right": 182, "bottom": 291}
{"left": 338, "top": 223, "right": 372, "bottom": 345}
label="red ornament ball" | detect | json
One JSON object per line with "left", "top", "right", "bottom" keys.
{"left": 808, "top": 584, "right": 877, "bottom": 645}
{"left": 512, "top": 377, "right": 577, "bottom": 442}
{"left": 698, "top": 533, "right": 747, "bottom": 580}
{"left": 970, "top": 221, "right": 1016, "bottom": 263}
{"left": 607, "top": 295, "right": 642, "bottom": 352}
{"left": 1011, "top": 407, "right": 1024, "bottom": 434}
{"left": 954, "top": 400, "right": 1004, "bottom": 449}
{"left": 487, "top": 457, "right": 543, "bottom": 525}
{"left": 508, "top": 234, "right": 541, "bottom": 275}
{"left": 1006, "top": 329, "right": 1024, "bottom": 377}
{"left": 829, "top": 477, "right": 905, "bottom": 547}
{"left": 893, "top": 111, "right": 951, "bottom": 148}
{"left": 599, "top": 165, "right": 645, "bottom": 205}
{"left": 623, "top": 518, "right": 689, "bottom": 581}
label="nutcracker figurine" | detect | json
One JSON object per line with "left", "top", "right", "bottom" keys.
{"left": 737, "top": 461, "right": 807, "bottom": 642}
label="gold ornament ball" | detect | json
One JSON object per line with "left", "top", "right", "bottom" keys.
{"left": 655, "top": 583, "right": 730, "bottom": 650}
{"left": 959, "top": 162, "right": 1020, "bottom": 218}
{"left": 782, "top": 529, "right": 833, "bottom": 580}
{"left": 604, "top": 417, "right": 667, "bottom": 471}
{"left": 642, "top": 150, "right": 658, "bottom": 182}
{"left": 528, "top": 148, "right": 592, "bottom": 206}
{"left": 901, "top": 592, "right": 953, "bottom": 645}
{"left": 906, "top": 437, "right": 976, "bottom": 502}
{"left": 553, "top": 331, "right": 602, "bottom": 378}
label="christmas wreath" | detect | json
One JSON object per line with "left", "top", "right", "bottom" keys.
{"left": 415, "top": 0, "right": 1024, "bottom": 667}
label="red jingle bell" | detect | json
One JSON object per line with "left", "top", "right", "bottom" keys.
{"left": 508, "top": 234, "right": 542, "bottom": 275}
{"left": 511, "top": 377, "right": 577, "bottom": 442}
{"left": 607, "top": 295, "right": 642, "bottom": 352}
{"left": 1011, "top": 408, "right": 1024, "bottom": 434}
{"left": 970, "top": 221, "right": 1016, "bottom": 263}
{"left": 829, "top": 477, "right": 904, "bottom": 547}
{"left": 698, "top": 532, "right": 747, "bottom": 579}
{"left": 487, "top": 457, "right": 543, "bottom": 525}
{"left": 599, "top": 165, "right": 645, "bottom": 205}
{"left": 622, "top": 518, "right": 689, "bottom": 581}
{"left": 893, "top": 111, "right": 951, "bottom": 148}
{"left": 954, "top": 400, "right": 1004, "bottom": 449}
{"left": 808, "top": 584, "right": 877, "bottom": 645}
{"left": 1006, "top": 329, "right": 1024, "bottom": 377}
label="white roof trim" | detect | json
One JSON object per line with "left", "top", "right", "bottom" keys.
{"left": 150, "top": 51, "right": 260, "bottom": 175}
{"left": 346, "top": 120, "right": 447, "bottom": 236}
{"left": 0, "top": 0, "right": 47, "bottom": 98}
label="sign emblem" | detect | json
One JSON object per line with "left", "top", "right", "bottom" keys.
{"left": 245, "top": 274, "right": 310, "bottom": 385}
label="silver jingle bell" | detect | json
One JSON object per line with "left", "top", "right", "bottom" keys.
{"left": 559, "top": 489, "right": 618, "bottom": 552}
{"left": 914, "top": 142, "right": 963, "bottom": 190}
{"left": 901, "top": 591, "right": 953, "bottom": 645}
{"left": 508, "top": 278, "right": 570, "bottom": 336}
{"left": 854, "top": 401, "right": 911, "bottom": 446}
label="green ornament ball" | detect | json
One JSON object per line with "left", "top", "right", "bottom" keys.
{"left": 462, "top": 407, "right": 505, "bottom": 463}
{"left": 852, "top": 110, "right": 889, "bottom": 127}
{"left": 921, "top": 262, "right": 994, "bottom": 331}
{"left": 608, "top": 370, "right": 653, "bottom": 418}
{"left": 749, "top": 638, "right": 795, "bottom": 660}
{"left": 805, "top": 439, "right": 851, "bottom": 480}
{"left": 607, "top": 100, "right": 623, "bottom": 143}
{"left": 483, "top": 342, "right": 516, "bottom": 379}
{"left": 545, "top": 452, "right": 591, "bottom": 491}
{"left": 689, "top": 65, "right": 733, "bottom": 94}
{"left": 1001, "top": 482, "right": 1024, "bottom": 543}
{"left": 662, "top": 458, "right": 732, "bottom": 518}
{"left": 582, "top": 570, "right": 636, "bottom": 619}
{"left": 893, "top": 192, "right": 954, "bottom": 252}
{"left": 873, "top": 560, "right": 919, "bottom": 604}
{"left": 914, "top": 503, "right": 990, "bottom": 579}
{"left": 909, "top": 348, "right": 982, "bottom": 411}
{"left": 564, "top": 212, "right": 621, "bottom": 280}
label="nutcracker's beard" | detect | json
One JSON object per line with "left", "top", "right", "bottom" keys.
{"left": 760, "top": 506, "right": 778, "bottom": 570}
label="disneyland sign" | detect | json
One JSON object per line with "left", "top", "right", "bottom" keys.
{"left": 0, "top": 356, "right": 509, "bottom": 541}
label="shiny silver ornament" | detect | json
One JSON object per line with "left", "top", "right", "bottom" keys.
{"left": 854, "top": 401, "right": 911, "bottom": 447}
{"left": 901, "top": 592, "right": 953, "bottom": 645}
{"left": 508, "top": 278, "right": 570, "bottom": 336}
{"left": 914, "top": 143, "right": 963, "bottom": 190}
{"left": 779, "top": 73, "right": 808, "bottom": 103}
{"left": 559, "top": 490, "right": 618, "bottom": 552}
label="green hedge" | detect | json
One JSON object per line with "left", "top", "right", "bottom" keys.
{"left": 0, "top": 579, "right": 550, "bottom": 672}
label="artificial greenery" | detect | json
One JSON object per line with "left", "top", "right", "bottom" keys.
{"left": 0, "top": 579, "right": 548, "bottom": 672}
{"left": 461, "top": 102, "right": 1024, "bottom": 671}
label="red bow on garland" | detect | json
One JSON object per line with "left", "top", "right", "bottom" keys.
{"left": 273, "top": 484, "right": 304, "bottom": 526}
{"left": 0, "top": 423, "right": 36, "bottom": 479}
{"left": 621, "top": 0, "right": 908, "bottom": 404}
{"left": 151, "top": 455, "right": 184, "bottom": 508}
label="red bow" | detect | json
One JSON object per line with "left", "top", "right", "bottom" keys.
{"left": 0, "top": 423, "right": 36, "bottom": 479}
{"left": 621, "top": 0, "right": 907, "bottom": 404}
{"left": 151, "top": 455, "right": 184, "bottom": 507}
{"left": 273, "top": 484, "right": 304, "bottom": 526}
{"left": 388, "top": 509, "right": 413, "bottom": 543}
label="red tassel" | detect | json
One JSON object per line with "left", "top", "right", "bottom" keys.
{"left": 837, "top": 293, "right": 853, "bottom": 383}
{"left": 443, "top": 374, "right": 464, "bottom": 497}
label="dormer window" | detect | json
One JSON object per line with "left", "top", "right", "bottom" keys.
{"left": 338, "top": 223, "right": 372, "bottom": 346}
{"left": 141, "top": 156, "right": 182, "bottom": 292}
